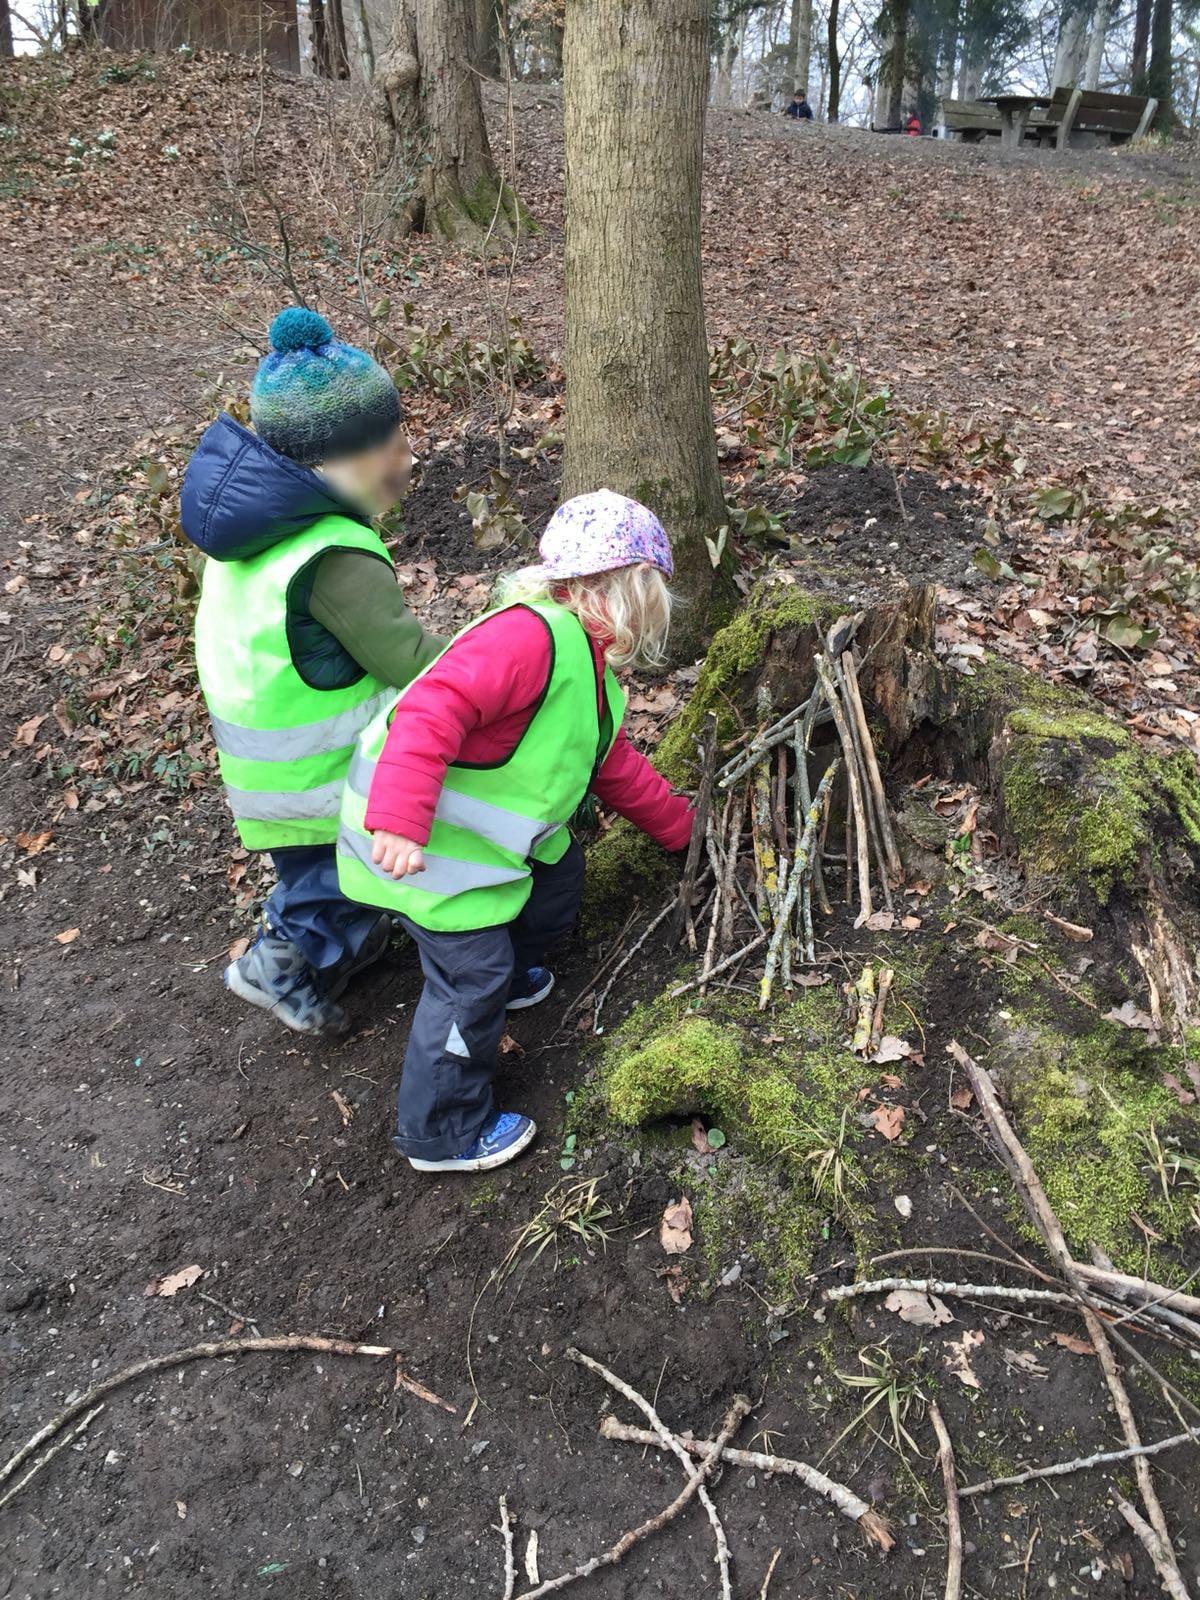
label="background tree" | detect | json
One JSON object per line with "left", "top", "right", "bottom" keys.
{"left": 562, "top": 0, "right": 728, "bottom": 659}
{"left": 827, "top": 0, "right": 844, "bottom": 114}
{"left": 0, "top": 0, "right": 13, "bottom": 56}
{"left": 377, "top": 0, "right": 518, "bottom": 241}
{"left": 876, "top": 0, "right": 911, "bottom": 123}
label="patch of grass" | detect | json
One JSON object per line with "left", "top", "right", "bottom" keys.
{"left": 497, "top": 1177, "right": 614, "bottom": 1283}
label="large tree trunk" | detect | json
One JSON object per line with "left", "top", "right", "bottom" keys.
{"left": 1130, "top": 0, "right": 1151, "bottom": 86}
{"left": 0, "top": 0, "right": 13, "bottom": 56}
{"left": 877, "top": 0, "right": 910, "bottom": 126}
{"left": 470, "top": 0, "right": 501, "bottom": 75}
{"left": 346, "top": 0, "right": 375, "bottom": 79}
{"left": 1083, "top": 0, "right": 1107, "bottom": 87}
{"left": 1052, "top": 2, "right": 1089, "bottom": 88}
{"left": 377, "top": 0, "right": 518, "bottom": 242}
{"left": 562, "top": 0, "right": 729, "bottom": 662}
{"left": 1145, "top": 0, "right": 1173, "bottom": 121}
{"left": 827, "top": 0, "right": 843, "bottom": 119}
{"left": 788, "top": 0, "right": 813, "bottom": 96}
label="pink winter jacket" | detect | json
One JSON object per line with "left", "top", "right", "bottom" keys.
{"left": 363, "top": 605, "right": 694, "bottom": 852}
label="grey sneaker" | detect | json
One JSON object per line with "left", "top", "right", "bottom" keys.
{"left": 225, "top": 930, "right": 350, "bottom": 1036}
{"left": 321, "top": 914, "right": 393, "bottom": 1000}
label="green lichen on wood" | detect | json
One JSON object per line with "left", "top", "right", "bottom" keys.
{"left": 997, "top": 1012, "right": 1197, "bottom": 1267}
{"left": 656, "top": 578, "right": 842, "bottom": 785}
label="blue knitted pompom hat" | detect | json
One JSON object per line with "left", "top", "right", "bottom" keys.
{"left": 250, "top": 308, "right": 401, "bottom": 467}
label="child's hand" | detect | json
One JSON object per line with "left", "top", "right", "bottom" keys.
{"left": 371, "top": 830, "right": 426, "bottom": 878}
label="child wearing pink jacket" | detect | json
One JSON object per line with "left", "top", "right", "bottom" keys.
{"left": 337, "top": 490, "right": 692, "bottom": 1172}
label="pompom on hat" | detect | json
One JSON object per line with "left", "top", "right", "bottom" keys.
{"left": 249, "top": 308, "right": 401, "bottom": 468}
{"left": 537, "top": 490, "right": 673, "bottom": 581}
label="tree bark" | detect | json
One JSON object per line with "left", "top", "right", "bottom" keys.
{"left": 878, "top": 0, "right": 910, "bottom": 126}
{"left": 791, "top": 0, "right": 813, "bottom": 97}
{"left": 1145, "top": 0, "right": 1173, "bottom": 120}
{"left": 0, "top": 0, "right": 13, "bottom": 56}
{"left": 562, "top": 0, "right": 729, "bottom": 662}
{"left": 827, "top": 0, "right": 842, "bottom": 119}
{"left": 377, "top": 0, "right": 518, "bottom": 242}
{"left": 346, "top": 0, "right": 375, "bottom": 79}
{"left": 1083, "top": 0, "right": 1107, "bottom": 87}
{"left": 470, "top": 0, "right": 501, "bottom": 75}
{"left": 1052, "top": 2, "right": 1089, "bottom": 89}
{"left": 1130, "top": 0, "right": 1151, "bottom": 86}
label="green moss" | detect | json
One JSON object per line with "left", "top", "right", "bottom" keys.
{"left": 581, "top": 820, "right": 674, "bottom": 933}
{"left": 1159, "top": 749, "right": 1200, "bottom": 849}
{"left": 1000, "top": 1013, "right": 1196, "bottom": 1266}
{"left": 656, "top": 578, "right": 842, "bottom": 785}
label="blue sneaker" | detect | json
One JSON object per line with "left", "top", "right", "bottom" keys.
{"left": 507, "top": 966, "right": 555, "bottom": 1011}
{"left": 405, "top": 1112, "right": 537, "bottom": 1173}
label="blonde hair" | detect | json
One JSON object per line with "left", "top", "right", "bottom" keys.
{"left": 497, "top": 562, "right": 673, "bottom": 670}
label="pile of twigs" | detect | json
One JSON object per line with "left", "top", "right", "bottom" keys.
{"left": 671, "top": 615, "right": 901, "bottom": 1013}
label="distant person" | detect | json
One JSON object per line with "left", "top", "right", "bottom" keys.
{"left": 905, "top": 111, "right": 922, "bottom": 135}
{"left": 784, "top": 90, "right": 814, "bottom": 121}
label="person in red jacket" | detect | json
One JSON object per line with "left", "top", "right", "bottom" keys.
{"left": 905, "top": 111, "right": 922, "bottom": 135}
{"left": 344, "top": 490, "right": 693, "bottom": 1172}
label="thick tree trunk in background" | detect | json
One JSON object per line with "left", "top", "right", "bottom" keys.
{"left": 346, "top": 0, "right": 375, "bottom": 79}
{"left": 878, "top": 0, "right": 910, "bottom": 125}
{"left": 956, "top": 50, "right": 981, "bottom": 97}
{"left": 1145, "top": 0, "right": 1173, "bottom": 120}
{"left": 0, "top": 0, "right": 13, "bottom": 56}
{"left": 470, "top": 0, "right": 501, "bottom": 75}
{"left": 792, "top": 0, "right": 813, "bottom": 96}
{"left": 1083, "top": 0, "right": 1107, "bottom": 87}
{"left": 1130, "top": 0, "right": 1151, "bottom": 86}
{"left": 378, "top": 0, "right": 518, "bottom": 242}
{"left": 827, "top": 0, "right": 842, "bottom": 119}
{"left": 713, "top": 28, "right": 738, "bottom": 104}
{"left": 1052, "top": 3, "right": 1088, "bottom": 88}
{"left": 562, "top": 0, "right": 729, "bottom": 662}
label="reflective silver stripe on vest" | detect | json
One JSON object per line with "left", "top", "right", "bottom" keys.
{"left": 347, "top": 751, "right": 550, "bottom": 859}
{"left": 224, "top": 777, "right": 345, "bottom": 823}
{"left": 336, "top": 825, "right": 529, "bottom": 897}
{"left": 210, "top": 689, "right": 394, "bottom": 763}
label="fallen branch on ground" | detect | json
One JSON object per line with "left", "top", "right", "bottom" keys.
{"left": 960, "top": 1428, "right": 1200, "bottom": 1498}
{"left": 517, "top": 1394, "right": 750, "bottom": 1599}
{"left": 669, "top": 933, "right": 766, "bottom": 999}
{"left": 948, "top": 1041, "right": 1191, "bottom": 1600}
{"left": 929, "top": 1402, "right": 962, "bottom": 1600}
{"left": 498, "top": 1494, "right": 516, "bottom": 1600}
{"left": 598, "top": 1415, "right": 895, "bottom": 1550}
{"left": 0, "top": 1405, "right": 104, "bottom": 1514}
{"left": 566, "top": 1350, "right": 742, "bottom": 1599}
{"left": 1115, "top": 1496, "right": 1194, "bottom": 1600}
{"left": 0, "top": 1334, "right": 399, "bottom": 1501}
{"left": 825, "top": 1276, "right": 1079, "bottom": 1310}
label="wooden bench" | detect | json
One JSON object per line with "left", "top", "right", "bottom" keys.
{"left": 1047, "top": 86, "right": 1158, "bottom": 149}
{"left": 940, "top": 98, "right": 1003, "bottom": 141}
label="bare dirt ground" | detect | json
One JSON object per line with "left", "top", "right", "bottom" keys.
{"left": 2, "top": 52, "right": 1199, "bottom": 1600}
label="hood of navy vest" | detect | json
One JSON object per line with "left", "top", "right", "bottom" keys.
{"left": 179, "top": 412, "right": 372, "bottom": 562}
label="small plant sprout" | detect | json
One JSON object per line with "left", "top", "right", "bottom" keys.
{"left": 782, "top": 1107, "right": 864, "bottom": 1217}
{"left": 827, "top": 1343, "right": 926, "bottom": 1464}
{"left": 497, "top": 1178, "right": 614, "bottom": 1284}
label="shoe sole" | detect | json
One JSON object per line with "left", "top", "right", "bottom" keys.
{"left": 407, "top": 1119, "right": 538, "bottom": 1173}
{"left": 506, "top": 972, "right": 556, "bottom": 1011}
{"left": 224, "top": 965, "right": 350, "bottom": 1037}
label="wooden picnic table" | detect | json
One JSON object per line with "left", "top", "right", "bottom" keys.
{"left": 977, "top": 93, "right": 1052, "bottom": 150}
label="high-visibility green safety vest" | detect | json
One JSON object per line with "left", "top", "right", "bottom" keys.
{"left": 337, "top": 599, "right": 625, "bottom": 933}
{"left": 195, "top": 515, "right": 394, "bottom": 851}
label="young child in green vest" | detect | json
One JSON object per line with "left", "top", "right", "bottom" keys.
{"left": 181, "top": 307, "right": 446, "bottom": 1038}
{"left": 336, "top": 490, "right": 694, "bottom": 1172}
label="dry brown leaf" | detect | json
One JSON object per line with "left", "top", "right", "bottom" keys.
{"left": 330, "top": 1089, "right": 353, "bottom": 1126}
{"left": 869, "top": 1103, "right": 906, "bottom": 1141}
{"left": 1105, "top": 1000, "right": 1156, "bottom": 1032}
{"left": 227, "top": 935, "right": 250, "bottom": 961}
{"left": 145, "top": 1263, "right": 202, "bottom": 1298}
{"left": 54, "top": 927, "right": 80, "bottom": 945}
{"left": 870, "top": 1036, "right": 913, "bottom": 1064}
{"left": 15, "top": 830, "right": 53, "bottom": 855}
{"left": 944, "top": 1329, "right": 985, "bottom": 1388}
{"left": 12, "top": 713, "right": 47, "bottom": 748}
{"left": 660, "top": 1196, "right": 693, "bottom": 1255}
{"left": 885, "top": 1287, "right": 953, "bottom": 1326}
{"left": 498, "top": 1032, "right": 525, "bottom": 1058}
{"left": 950, "top": 1084, "right": 974, "bottom": 1110}
{"left": 690, "top": 1117, "right": 710, "bottom": 1154}
{"left": 1051, "top": 1331, "right": 1096, "bottom": 1356}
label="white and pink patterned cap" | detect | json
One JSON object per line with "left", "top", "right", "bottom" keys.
{"left": 538, "top": 490, "right": 673, "bottom": 581}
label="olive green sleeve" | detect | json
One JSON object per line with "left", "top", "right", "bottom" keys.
{"left": 310, "top": 550, "right": 448, "bottom": 690}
